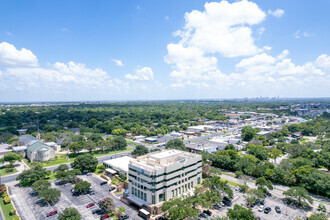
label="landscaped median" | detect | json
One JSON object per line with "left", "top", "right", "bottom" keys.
{"left": 24, "top": 147, "right": 133, "bottom": 168}
{"left": 0, "top": 184, "right": 19, "bottom": 220}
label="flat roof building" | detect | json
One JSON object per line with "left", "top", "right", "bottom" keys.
{"left": 127, "top": 149, "right": 202, "bottom": 215}
{"left": 103, "top": 156, "right": 134, "bottom": 176}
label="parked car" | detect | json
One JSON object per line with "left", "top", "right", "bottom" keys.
{"left": 203, "top": 210, "right": 212, "bottom": 216}
{"left": 155, "top": 217, "right": 167, "bottom": 220}
{"left": 260, "top": 200, "right": 266, "bottom": 205}
{"left": 47, "top": 210, "right": 57, "bottom": 217}
{"left": 72, "top": 191, "right": 79, "bottom": 196}
{"left": 89, "top": 190, "right": 96, "bottom": 195}
{"left": 235, "top": 186, "right": 240, "bottom": 191}
{"left": 265, "top": 192, "right": 272, "bottom": 197}
{"left": 275, "top": 206, "right": 281, "bottom": 213}
{"left": 109, "top": 186, "right": 116, "bottom": 191}
{"left": 87, "top": 172, "right": 93, "bottom": 176}
{"left": 222, "top": 200, "right": 232, "bottom": 206}
{"left": 264, "top": 207, "right": 271, "bottom": 214}
{"left": 213, "top": 204, "right": 221, "bottom": 210}
{"left": 250, "top": 202, "right": 256, "bottom": 207}
{"left": 198, "top": 213, "right": 208, "bottom": 218}
{"left": 100, "top": 214, "right": 110, "bottom": 219}
{"left": 75, "top": 178, "right": 82, "bottom": 183}
{"left": 64, "top": 183, "right": 71, "bottom": 187}
{"left": 86, "top": 203, "right": 95, "bottom": 208}
{"left": 258, "top": 205, "right": 264, "bottom": 212}
{"left": 100, "top": 181, "right": 108, "bottom": 186}
{"left": 29, "top": 190, "right": 38, "bottom": 196}
{"left": 82, "top": 170, "right": 89, "bottom": 175}
{"left": 92, "top": 209, "right": 103, "bottom": 214}
{"left": 119, "top": 214, "right": 129, "bottom": 220}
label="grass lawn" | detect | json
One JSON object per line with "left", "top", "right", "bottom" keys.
{"left": 27, "top": 147, "right": 134, "bottom": 168}
{"left": 222, "top": 172, "right": 235, "bottom": 177}
{"left": 0, "top": 167, "right": 18, "bottom": 176}
{"left": 0, "top": 197, "right": 19, "bottom": 220}
{"left": 220, "top": 179, "right": 240, "bottom": 187}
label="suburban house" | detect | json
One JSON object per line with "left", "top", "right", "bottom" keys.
{"left": 26, "top": 141, "right": 55, "bottom": 162}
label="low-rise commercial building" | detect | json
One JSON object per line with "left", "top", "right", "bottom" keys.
{"left": 126, "top": 149, "right": 202, "bottom": 215}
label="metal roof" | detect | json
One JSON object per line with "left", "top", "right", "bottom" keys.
{"left": 27, "top": 141, "right": 48, "bottom": 152}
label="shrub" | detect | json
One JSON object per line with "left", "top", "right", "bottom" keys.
{"left": 3, "top": 196, "right": 11, "bottom": 204}
{"left": 5, "top": 168, "right": 15, "bottom": 173}
{"left": 9, "top": 209, "right": 16, "bottom": 216}
{"left": 13, "top": 215, "right": 19, "bottom": 220}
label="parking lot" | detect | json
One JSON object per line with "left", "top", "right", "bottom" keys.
{"left": 207, "top": 186, "right": 313, "bottom": 220}
{"left": 9, "top": 174, "right": 143, "bottom": 220}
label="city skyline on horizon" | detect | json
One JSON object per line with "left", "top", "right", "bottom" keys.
{"left": 0, "top": 0, "right": 330, "bottom": 102}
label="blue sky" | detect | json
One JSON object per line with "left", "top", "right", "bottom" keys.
{"left": 0, "top": 0, "right": 329, "bottom": 102}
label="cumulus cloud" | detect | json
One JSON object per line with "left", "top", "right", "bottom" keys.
{"left": 0, "top": 42, "right": 38, "bottom": 67}
{"left": 125, "top": 67, "right": 153, "bottom": 81}
{"left": 165, "top": 0, "right": 330, "bottom": 97}
{"left": 268, "top": 9, "right": 284, "bottom": 17}
{"left": 113, "top": 59, "right": 124, "bottom": 66}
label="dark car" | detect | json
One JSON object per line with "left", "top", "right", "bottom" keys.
{"left": 109, "top": 186, "right": 116, "bottom": 191}
{"left": 260, "top": 200, "right": 266, "bottom": 205}
{"left": 89, "top": 190, "right": 96, "bottom": 195}
{"left": 86, "top": 203, "right": 95, "bottom": 208}
{"left": 203, "top": 210, "right": 212, "bottom": 216}
{"left": 29, "top": 190, "right": 38, "bottom": 196}
{"left": 255, "top": 199, "right": 260, "bottom": 204}
{"left": 82, "top": 170, "right": 89, "bottom": 175}
{"left": 119, "top": 214, "right": 129, "bottom": 220}
{"left": 264, "top": 207, "right": 271, "bottom": 214}
{"left": 100, "top": 181, "right": 108, "bottom": 186}
{"left": 213, "top": 204, "right": 221, "bottom": 210}
{"left": 92, "top": 209, "right": 103, "bottom": 214}
{"left": 265, "top": 192, "right": 272, "bottom": 197}
{"left": 155, "top": 217, "right": 167, "bottom": 220}
{"left": 47, "top": 210, "right": 57, "bottom": 217}
{"left": 72, "top": 191, "right": 79, "bottom": 196}
{"left": 223, "top": 196, "right": 231, "bottom": 201}
{"left": 198, "top": 213, "right": 208, "bottom": 218}
{"left": 100, "top": 214, "right": 110, "bottom": 219}
{"left": 223, "top": 200, "right": 232, "bottom": 206}
{"left": 275, "top": 206, "right": 281, "bottom": 213}
{"left": 250, "top": 203, "right": 256, "bottom": 207}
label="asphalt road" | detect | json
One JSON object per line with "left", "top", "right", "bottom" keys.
{"left": 0, "top": 148, "right": 134, "bottom": 184}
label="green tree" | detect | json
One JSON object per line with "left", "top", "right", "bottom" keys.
{"left": 4, "top": 152, "right": 23, "bottom": 166}
{"left": 16, "top": 165, "right": 47, "bottom": 185}
{"left": 31, "top": 180, "right": 50, "bottom": 193}
{"left": 84, "top": 140, "right": 96, "bottom": 154}
{"left": 225, "top": 144, "right": 236, "bottom": 151}
{"left": 227, "top": 204, "right": 254, "bottom": 220}
{"left": 270, "top": 148, "right": 282, "bottom": 163}
{"left": 165, "top": 139, "right": 186, "bottom": 151}
{"left": 162, "top": 197, "right": 198, "bottom": 220}
{"left": 132, "top": 145, "right": 149, "bottom": 156}
{"left": 69, "top": 142, "right": 84, "bottom": 154}
{"left": 39, "top": 188, "right": 61, "bottom": 204}
{"left": 255, "top": 177, "right": 273, "bottom": 191}
{"left": 71, "top": 154, "right": 98, "bottom": 172}
{"left": 241, "top": 126, "right": 257, "bottom": 142}
{"left": 58, "top": 207, "right": 81, "bottom": 220}
{"left": 308, "top": 213, "right": 328, "bottom": 220}
{"left": 248, "top": 145, "right": 268, "bottom": 161}
{"left": 99, "top": 197, "right": 115, "bottom": 214}
{"left": 283, "top": 186, "right": 313, "bottom": 206}
{"left": 203, "top": 176, "right": 233, "bottom": 199}
{"left": 54, "top": 164, "right": 69, "bottom": 173}
{"left": 111, "top": 136, "right": 127, "bottom": 151}
{"left": 74, "top": 181, "right": 91, "bottom": 193}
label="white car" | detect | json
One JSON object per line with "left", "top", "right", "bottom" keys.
{"left": 235, "top": 186, "right": 240, "bottom": 191}
{"left": 258, "top": 205, "right": 264, "bottom": 212}
{"left": 64, "top": 183, "right": 71, "bottom": 187}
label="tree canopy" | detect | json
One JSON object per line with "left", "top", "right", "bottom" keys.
{"left": 58, "top": 207, "right": 81, "bottom": 220}
{"left": 71, "top": 154, "right": 98, "bottom": 172}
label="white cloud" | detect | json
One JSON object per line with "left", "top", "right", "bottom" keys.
{"left": 268, "top": 9, "right": 284, "bottom": 18}
{"left": 295, "top": 30, "right": 301, "bottom": 39}
{"left": 257, "top": 27, "right": 265, "bottom": 35}
{"left": 295, "top": 30, "right": 314, "bottom": 39}
{"left": 113, "top": 59, "right": 124, "bottom": 66}
{"left": 125, "top": 67, "right": 153, "bottom": 81}
{"left": 165, "top": 1, "right": 330, "bottom": 96}
{"left": 0, "top": 42, "right": 38, "bottom": 67}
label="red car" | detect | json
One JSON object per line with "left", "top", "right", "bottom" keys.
{"left": 86, "top": 202, "right": 95, "bottom": 208}
{"left": 75, "top": 178, "right": 82, "bottom": 183}
{"left": 47, "top": 210, "right": 57, "bottom": 217}
{"left": 100, "top": 214, "right": 110, "bottom": 219}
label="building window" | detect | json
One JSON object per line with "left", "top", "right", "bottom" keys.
{"left": 175, "top": 189, "right": 178, "bottom": 196}
{"left": 191, "top": 182, "right": 193, "bottom": 188}
{"left": 182, "top": 186, "right": 184, "bottom": 192}
{"left": 171, "top": 190, "right": 174, "bottom": 197}
{"left": 159, "top": 193, "right": 165, "bottom": 202}
{"left": 144, "top": 193, "right": 147, "bottom": 201}
{"left": 185, "top": 184, "right": 187, "bottom": 191}
{"left": 197, "top": 177, "right": 201, "bottom": 184}
{"left": 179, "top": 187, "right": 181, "bottom": 194}
{"left": 152, "top": 195, "right": 156, "bottom": 204}
{"left": 188, "top": 183, "right": 190, "bottom": 190}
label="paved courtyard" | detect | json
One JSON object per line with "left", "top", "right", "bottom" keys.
{"left": 9, "top": 174, "right": 143, "bottom": 220}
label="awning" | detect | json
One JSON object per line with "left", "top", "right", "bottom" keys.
{"left": 105, "top": 168, "right": 117, "bottom": 174}
{"left": 126, "top": 196, "right": 146, "bottom": 207}
{"left": 139, "top": 209, "right": 150, "bottom": 215}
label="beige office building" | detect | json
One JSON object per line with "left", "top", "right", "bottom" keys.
{"left": 126, "top": 149, "right": 202, "bottom": 215}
